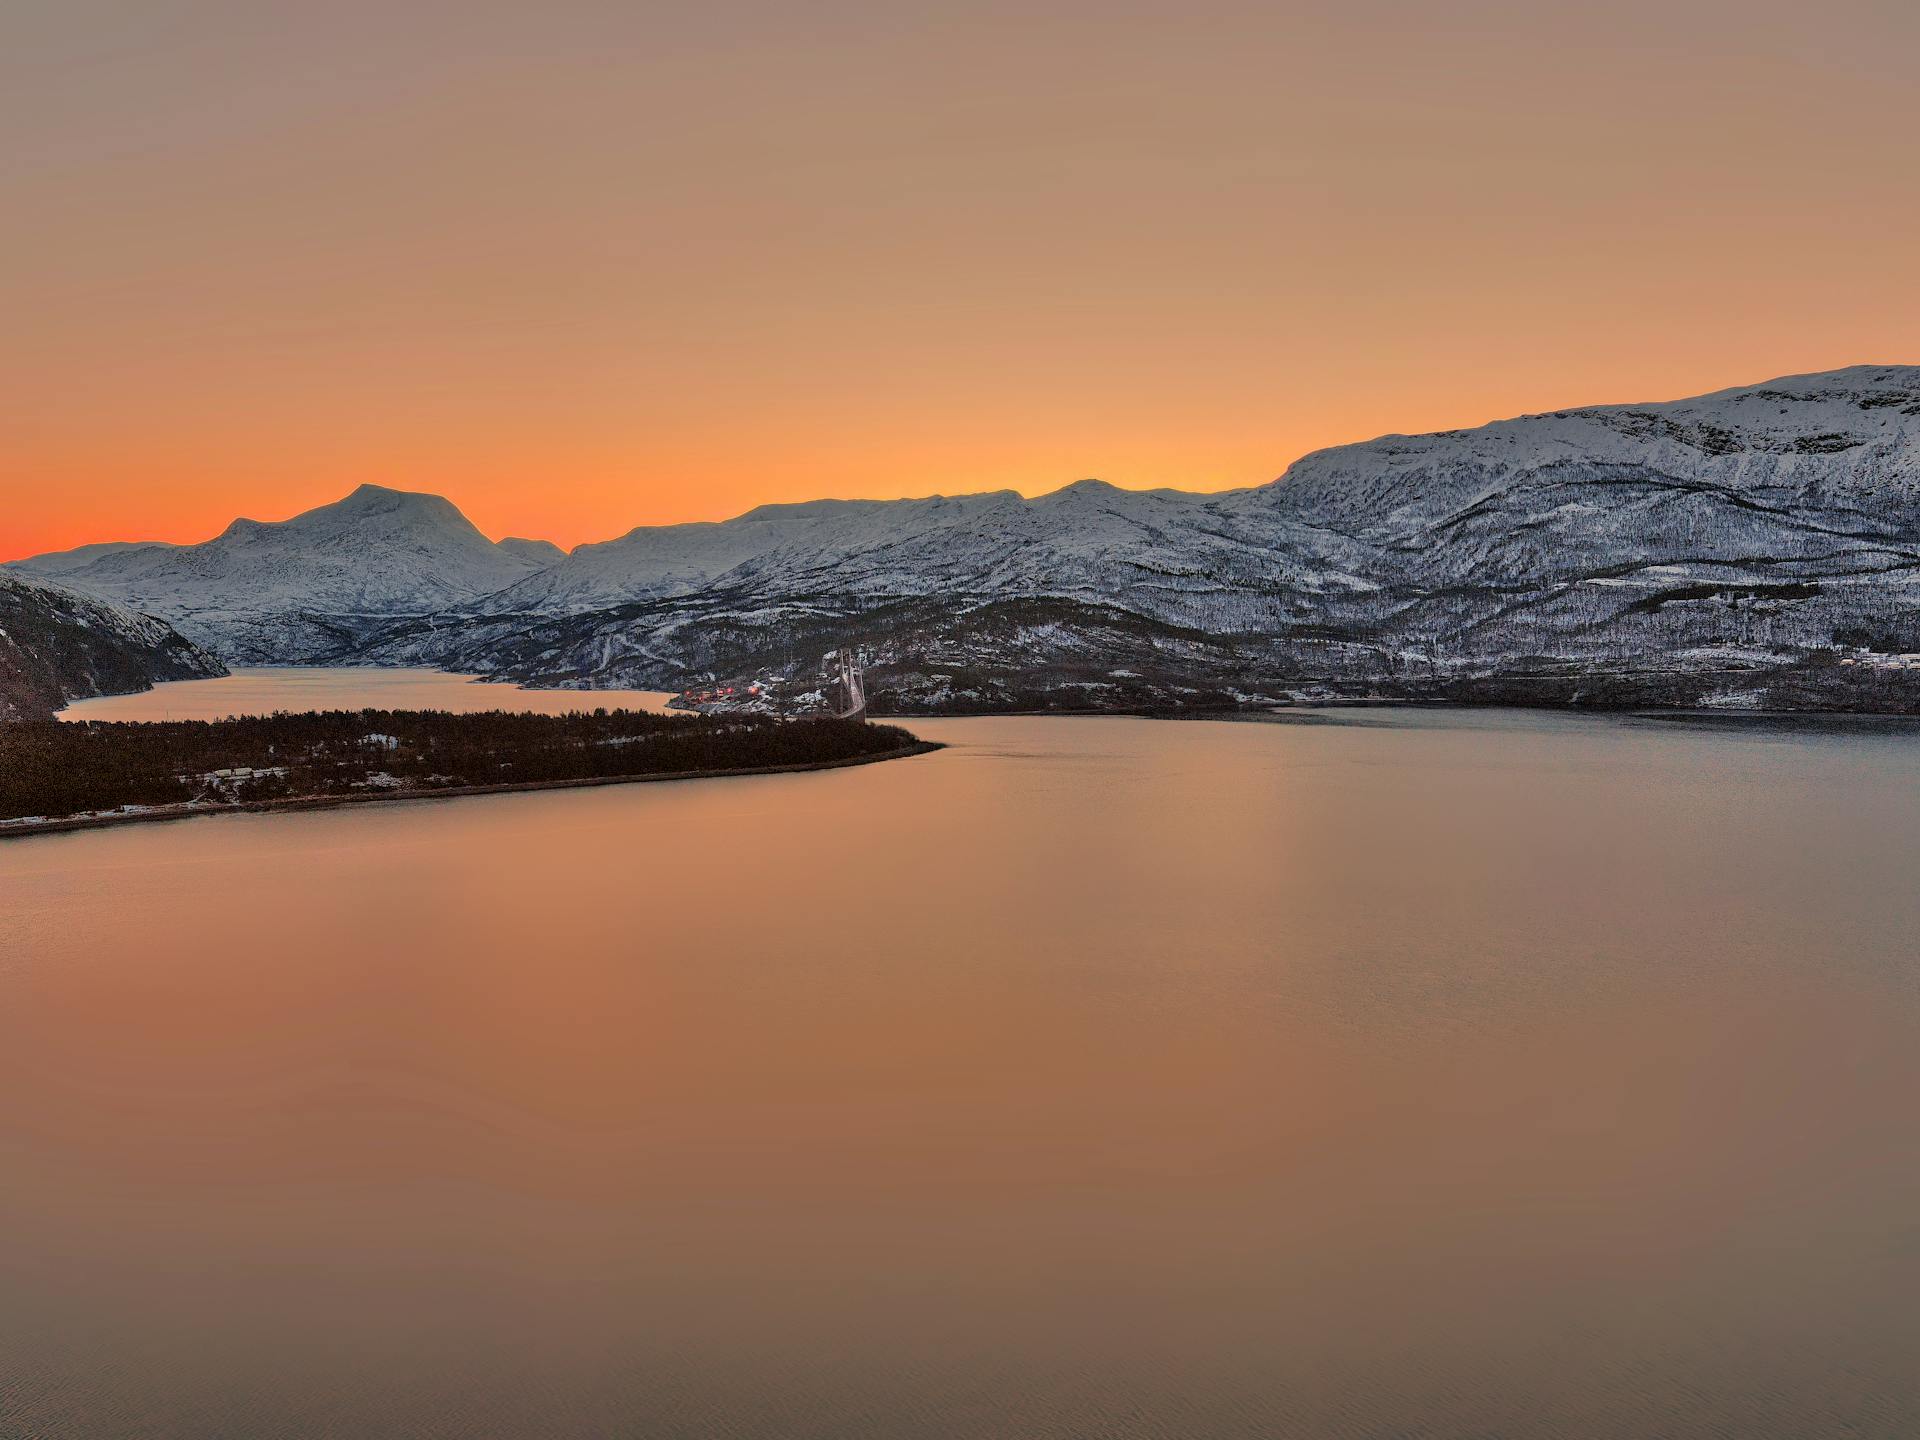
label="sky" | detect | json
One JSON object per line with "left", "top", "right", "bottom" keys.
{"left": 3, "top": 0, "right": 1917, "bottom": 560}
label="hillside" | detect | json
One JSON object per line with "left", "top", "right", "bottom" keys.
{"left": 360, "top": 366, "right": 1920, "bottom": 709}
{"left": 0, "top": 571, "right": 226, "bottom": 721}
{"left": 13, "top": 485, "right": 553, "bottom": 661}
{"left": 18, "top": 366, "right": 1920, "bottom": 712}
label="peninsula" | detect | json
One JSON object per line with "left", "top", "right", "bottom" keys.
{"left": 0, "top": 708, "right": 935, "bottom": 837}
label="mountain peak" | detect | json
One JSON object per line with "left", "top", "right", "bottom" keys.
{"left": 328, "top": 483, "right": 462, "bottom": 516}
{"left": 497, "top": 536, "right": 568, "bottom": 565}
{"left": 17, "top": 483, "right": 549, "bottom": 661}
{"left": 1042, "top": 478, "right": 1132, "bottom": 502}
{"left": 284, "top": 486, "right": 489, "bottom": 545}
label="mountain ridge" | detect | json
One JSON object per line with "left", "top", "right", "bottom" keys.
{"left": 12, "top": 483, "right": 554, "bottom": 661}
{"left": 15, "top": 366, "right": 1920, "bottom": 712}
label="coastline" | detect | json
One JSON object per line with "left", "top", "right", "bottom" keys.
{"left": 0, "top": 739, "right": 944, "bottom": 841}
{"left": 64, "top": 660, "right": 1920, "bottom": 727}
{"left": 872, "top": 700, "right": 1920, "bottom": 723}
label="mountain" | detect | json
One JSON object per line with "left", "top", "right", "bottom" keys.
{"left": 357, "top": 365, "right": 1920, "bottom": 711}
{"left": 455, "top": 483, "right": 1331, "bottom": 618}
{"left": 1212, "top": 362, "right": 1920, "bottom": 704}
{"left": 16, "top": 485, "right": 558, "bottom": 662}
{"left": 496, "top": 537, "right": 569, "bottom": 566}
{"left": 20, "top": 366, "right": 1920, "bottom": 712}
{"left": 11, "top": 539, "right": 180, "bottom": 578}
{"left": 351, "top": 478, "right": 1345, "bottom": 700}
{"left": 0, "top": 571, "right": 226, "bottom": 722}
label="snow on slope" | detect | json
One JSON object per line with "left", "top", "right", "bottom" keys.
{"left": 496, "top": 537, "right": 568, "bottom": 566}
{"left": 1242, "top": 364, "right": 1920, "bottom": 537}
{"left": 367, "top": 366, "right": 1920, "bottom": 700}
{"left": 11, "top": 539, "right": 179, "bottom": 578}
{"left": 462, "top": 366, "right": 1920, "bottom": 636}
{"left": 468, "top": 480, "right": 1368, "bottom": 631}
{"left": 19, "top": 485, "right": 558, "bottom": 661}
{"left": 478, "top": 493, "right": 1030, "bottom": 612}
{"left": 16, "top": 366, "right": 1920, "bottom": 707}
{"left": 1202, "top": 363, "right": 1920, "bottom": 675}
{"left": 0, "top": 570, "right": 225, "bottom": 721}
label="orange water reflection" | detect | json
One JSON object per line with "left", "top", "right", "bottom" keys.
{"left": 4, "top": 700, "right": 1919, "bottom": 1435}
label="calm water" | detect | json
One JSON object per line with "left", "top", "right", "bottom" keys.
{"left": 6, "top": 672, "right": 1920, "bottom": 1437}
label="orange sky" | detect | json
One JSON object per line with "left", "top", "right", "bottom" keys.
{"left": 4, "top": 0, "right": 1917, "bottom": 561}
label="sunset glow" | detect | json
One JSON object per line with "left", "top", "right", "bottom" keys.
{"left": 6, "top": 0, "right": 1917, "bottom": 559}
{"left": 11, "top": 6, "right": 1920, "bottom": 1436}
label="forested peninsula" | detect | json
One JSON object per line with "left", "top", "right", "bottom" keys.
{"left": 1, "top": 708, "right": 934, "bottom": 836}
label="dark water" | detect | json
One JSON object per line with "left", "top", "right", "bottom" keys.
{"left": 5, "top": 674, "right": 1920, "bottom": 1437}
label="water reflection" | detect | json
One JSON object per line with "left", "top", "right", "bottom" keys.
{"left": 5, "top": 679, "right": 1920, "bottom": 1436}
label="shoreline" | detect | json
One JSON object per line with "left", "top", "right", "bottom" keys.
{"left": 875, "top": 695, "right": 1920, "bottom": 725}
{"left": 0, "top": 739, "right": 944, "bottom": 841}
{"left": 62, "top": 662, "right": 1920, "bottom": 726}
{"left": 874, "top": 700, "right": 1920, "bottom": 723}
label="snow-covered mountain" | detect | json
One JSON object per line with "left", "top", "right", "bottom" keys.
{"left": 459, "top": 482, "right": 1350, "bottom": 621}
{"left": 1249, "top": 365, "right": 1920, "bottom": 536}
{"left": 345, "top": 480, "right": 1317, "bottom": 695}
{"left": 18, "top": 366, "right": 1920, "bottom": 711}
{"left": 10, "top": 539, "right": 180, "bottom": 578}
{"left": 362, "top": 365, "right": 1920, "bottom": 710}
{"left": 1213, "top": 363, "right": 1920, "bottom": 694}
{"left": 496, "top": 537, "right": 569, "bottom": 566}
{"left": 16, "top": 485, "right": 558, "bottom": 662}
{"left": 0, "top": 571, "right": 225, "bottom": 721}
